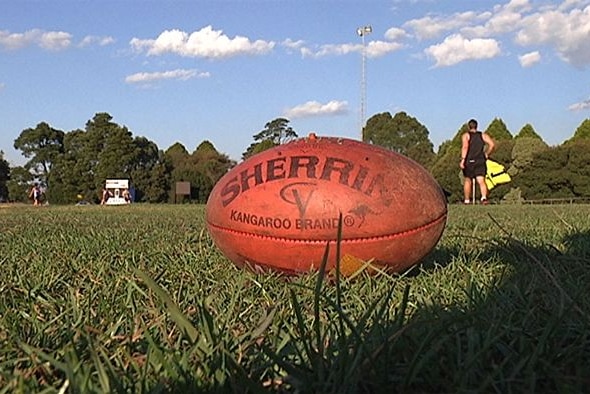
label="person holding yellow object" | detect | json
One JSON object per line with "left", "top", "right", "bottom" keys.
{"left": 460, "top": 119, "right": 495, "bottom": 204}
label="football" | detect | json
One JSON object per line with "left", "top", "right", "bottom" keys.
{"left": 205, "top": 135, "right": 447, "bottom": 275}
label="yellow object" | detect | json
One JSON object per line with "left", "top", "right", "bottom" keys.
{"left": 486, "top": 159, "right": 511, "bottom": 190}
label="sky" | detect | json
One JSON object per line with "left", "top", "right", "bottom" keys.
{"left": 1, "top": 0, "right": 590, "bottom": 166}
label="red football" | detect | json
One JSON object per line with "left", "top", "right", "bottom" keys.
{"left": 206, "top": 135, "right": 447, "bottom": 275}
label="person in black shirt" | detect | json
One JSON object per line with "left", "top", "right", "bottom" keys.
{"left": 460, "top": 119, "right": 495, "bottom": 204}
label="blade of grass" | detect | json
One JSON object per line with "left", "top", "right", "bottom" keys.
{"left": 134, "top": 269, "right": 199, "bottom": 343}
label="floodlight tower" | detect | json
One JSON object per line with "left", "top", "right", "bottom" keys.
{"left": 357, "top": 25, "right": 372, "bottom": 141}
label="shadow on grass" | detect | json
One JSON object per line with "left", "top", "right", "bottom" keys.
{"left": 237, "top": 222, "right": 590, "bottom": 393}
{"left": 368, "top": 227, "right": 590, "bottom": 393}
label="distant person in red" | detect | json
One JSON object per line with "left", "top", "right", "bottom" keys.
{"left": 460, "top": 119, "right": 495, "bottom": 204}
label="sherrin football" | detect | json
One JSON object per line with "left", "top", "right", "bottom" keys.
{"left": 205, "top": 135, "right": 447, "bottom": 275}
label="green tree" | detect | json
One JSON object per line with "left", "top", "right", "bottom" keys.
{"left": 517, "top": 141, "right": 590, "bottom": 200}
{"left": 6, "top": 166, "right": 33, "bottom": 203}
{"left": 485, "top": 118, "right": 513, "bottom": 141}
{"left": 242, "top": 118, "right": 297, "bottom": 160}
{"left": 86, "top": 113, "right": 137, "bottom": 186}
{"left": 49, "top": 113, "right": 166, "bottom": 204}
{"left": 565, "top": 140, "right": 590, "bottom": 196}
{"left": 431, "top": 123, "right": 472, "bottom": 203}
{"left": 165, "top": 141, "right": 234, "bottom": 203}
{"left": 141, "top": 153, "right": 173, "bottom": 203}
{"left": 430, "top": 145, "right": 463, "bottom": 203}
{"left": 509, "top": 137, "right": 548, "bottom": 177}
{"left": 515, "top": 123, "right": 543, "bottom": 140}
{"left": 165, "top": 142, "right": 194, "bottom": 203}
{"left": 364, "top": 111, "right": 435, "bottom": 168}
{"left": 13, "top": 122, "right": 64, "bottom": 188}
{"left": 475, "top": 118, "right": 513, "bottom": 179}
{"left": 50, "top": 129, "right": 94, "bottom": 203}
{"left": 565, "top": 118, "right": 590, "bottom": 144}
{"left": 0, "top": 151, "right": 10, "bottom": 201}
{"left": 191, "top": 141, "right": 235, "bottom": 202}
{"left": 490, "top": 139, "right": 514, "bottom": 168}
{"left": 128, "top": 136, "right": 166, "bottom": 202}
{"left": 165, "top": 142, "right": 190, "bottom": 167}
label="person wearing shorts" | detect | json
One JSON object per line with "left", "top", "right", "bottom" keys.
{"left": 29, "top": 183, "right": 42, "bottom": 206}
{"left": 460, "top": 119, "right": 495, "bottom": 204}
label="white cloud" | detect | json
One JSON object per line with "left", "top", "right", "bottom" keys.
{"left": 39, "top": 31, "right": 72, "bottom": 50}
{"left": 284, "top": 100, "right": 348, "bottom": 118}
{"left": 301, "top": 43, "right": 358, "bottom": 58}
{"left": 125, "top": 69, "right": 209, "bottom": 84}
{"left": 384, "top": 27, "right": 408, "bottom": 41}
{"left": 395, "top": 0, "right": 590, "bottom": 68}
{"left": 366, "top": 40, "right": 404, "bottom": 57}
{"left": 519, "top": 50, "right": 541, "bottom": 67}
{"left": 282, "top": 38, "right": 305, "bottom": 50}
{"left": 403, "top": 11, "right": 487, "bottom": 40}
{"left": 0, "top": 29, "right": 37, "bottom": 49}
{"left": 130, "top": 26, "right": 275, "bottom": 59}
{"left": 424, "top": 34, "right": 501, "bottom": 67}
{"left": 515, "top": 4, "right": 590, "bottom": 67}
{"left": 301, "top": 40, "right": 402, "bottom": 58}
{"left": 0, "top": 82, "right": 5, "bottom": 90}
{"left": 0, "top": 29, "right": 72, "bottom": 51}
{"left": 79, "top": 35, "right": 115, "bottom": 47}
{"left": 568, "top": 98, "right": 590, "bottom": 111}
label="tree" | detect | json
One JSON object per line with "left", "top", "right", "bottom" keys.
{"left": 242, "top": 118, "right": 297, "bottom": 160}
{"left": 165, "top": 142, "right": 190, "bottom": 166}
{"left": 164, "top": 140, "right": 234, "bottom": 203}
{"left": 13, "top": 122, "right": 64, "bottom": 188}
{"left": 86, "top": 112, "right": 137, "bottom": 186}
{"left": 50, "top": 129, "right": 95, "bottom": 203}
{"left": 6, "top": 166, "right": 32, "bottom": 203}
{"left": 517, "top": 141, "right": 590, "bottom": 200}
{"left": 191, "top": 141, "right": 235, "bottom": 202}
{"left": 128, "top": 137, "right": 166, "bottom": 203}
{"left": 564, "top": 118, "right": 590, "bottom": 144}
{"left": 476, "top": 118, "right": 513, "bottom": 178}
{"left": 141, "top": 154, "right": 173, "bottom": 203}
{"left": 430, "top": 145, "right": 463, "bottom": 203}
{"left": 431, "top": 123, "right": 474, "bottom": 203}
{"left": 565, "top": 140, "right": 590, "bottom": 196}
{"left": 509, "top": 137, "right": 548, "bottom": 177}
{"left": 48, "top": 113, "right": 167, "bottom": 204}
{"left": 515, "top": 123, "right": 543, "bottom": 140}
{"left": 0, "top": 151, "right": 10, "bottom": 201}
{"left": 491, "top": 139, "right": 514, "bottom": 169}
{"left": 364, "top": 111, "right": 435, "bottom": 168}
{"left": 485, "top": 118, "right": 513, "bottom": 141}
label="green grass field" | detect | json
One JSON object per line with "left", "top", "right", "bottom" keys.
{"left": 1, "top": 204, "right": 590, "bottom": 393}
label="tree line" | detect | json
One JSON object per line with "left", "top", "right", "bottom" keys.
{"left": 1, "top": 111, "right": 589, "bottom": 204}
{"left": 0, "top": 114, "right": 293, "bottom": 204}
{"left": 364, "top": 112, "right": 590, "bottom": 203}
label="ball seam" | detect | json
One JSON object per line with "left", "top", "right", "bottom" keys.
{"left": 207, "top": 212, "right": 446, "bottom": 244}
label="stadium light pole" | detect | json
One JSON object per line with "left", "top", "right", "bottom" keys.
{"left": 357, "top": 25, "right": 372, "bottom": 141}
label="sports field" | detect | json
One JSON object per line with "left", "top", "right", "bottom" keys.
{"left": 1, "top": 204, "right": 589, "bottom": 392}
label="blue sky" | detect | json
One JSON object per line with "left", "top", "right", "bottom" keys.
{"left": 1, "top": 0, "right": 590, "bottom": 166}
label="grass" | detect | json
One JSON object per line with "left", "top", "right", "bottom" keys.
{"left": 1, "top": 204, "right": 590, "bottom": 392}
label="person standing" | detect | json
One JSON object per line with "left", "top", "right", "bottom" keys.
{"left": 460, "top": 119, "right": 495, "bottom": 204}
{"left": 29, "top": 183, "right": 42, "bottom": 206}
{"left": 100, "top": 188, "right": 111, "bottom": 205}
